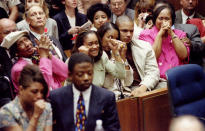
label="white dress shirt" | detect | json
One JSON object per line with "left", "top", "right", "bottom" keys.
{"left": 181, "top": 9, "right": 195, "bottom": 24}
{"left": 72, "top": 84, "right": 92, "bottom": 122}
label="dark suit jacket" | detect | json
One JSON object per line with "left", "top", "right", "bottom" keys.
{"left": 174, "top": 24, "right": 205, "bottom": 65}
{"left": 175, "top": 10, "right": 204, "bottom": 24}
{"left": 53, "top": 10, "right": 87, "bottom": 50}
{"left": 0, "top": 7, "right": 8, "bottom": 19}
{"left": 28, "top": 32, "right": 67, "bottom": 62}
{"left": 49, "top": 84, "right": 120, "bottom": 131}
{"left": 0, "top": 47, "right": 14, "bottom": 107}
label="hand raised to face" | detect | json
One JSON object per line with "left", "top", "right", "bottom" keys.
{"left": 78, "top": 45, "right": 89, "bottom": 55}
{"left": 33, "top": 99, "right": 46, "bottom": 118}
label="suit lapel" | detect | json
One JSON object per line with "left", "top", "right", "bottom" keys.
{"left": 62, "top": 11, "right": 71, "bottom": 31}
{"left": 62, "top": 85, "right": 75, "bottom": 129}
{"left": 131, "top": 41, "right": 145, "bottom": 76}
{"left": 86, "top": 85, "right": 100, "bottom": 129}
{"left": 176, "top": 10, "right": 183, "bottom": 24}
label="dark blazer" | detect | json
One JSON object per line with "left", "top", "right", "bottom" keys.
{"left": 175, "top": 10, "right": 204, "bottom": 24}
{"left": 28, "top": 32, "right": 67, "bottom": 62}
{"left": 0, "top": 47, "right": 14, "bottom": 107}
{"left": 49, "top": 84, "right": 120, "bottom": 131}
{"left": 53, "top": 10, "right": 87, "bottom": 50}
{"left": 174, "top": 24, "right": 205, "bottom": 65}
{"left": 0, "top": 7, "right": 8, "bottom": 19}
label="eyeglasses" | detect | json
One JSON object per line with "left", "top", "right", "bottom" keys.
{"left": 111, "top": 2, "right": 124, "bottom": 8}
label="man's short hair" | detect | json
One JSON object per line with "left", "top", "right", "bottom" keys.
{"left": 116, "top": 15, "right": 133, "bottom": 27}
{"left": 68, "top": 52, "right": 93, "bottom": 73}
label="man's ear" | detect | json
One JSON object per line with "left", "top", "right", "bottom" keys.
{"left": 26, "top": 17, "right": 31, "bottom": 25}
{"left": 61, "top": 0, "right": 65, "bottom": 5}
{"left": 180, "top": 0, "right": 183, "bottom": 6}
{"left": 18, "top": 85, "right": 24, "bottom": 95}
{"left": 68, "top": 72, "right": 73, "bottom": 81}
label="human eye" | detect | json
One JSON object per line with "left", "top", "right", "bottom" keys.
{"left": 158, "top": 17, "right": 163, "bottom": 21}
{"left": 94, "top": 41, "right": 99, "bottom": 45}
{"left": 87, "top": 42, "right": 93, "bottom": 46}
{"left": 31, "top": 89, "right": 38, "bottom": 94}
{"left": 102, "top": 15, "right": 107, "bottom": 19}
{"left": 77, "top": 72, "right": 83, "bottom": 77}
{"left": 165, "top": 17, "right": 171, "bottom": 21}
{"left": 88, "top": 71, "right": 92, "bottom": 76}
{"left": 39, "top": 12, "right": 44, "bottom": 15}
{"left": 94, "top": 16, "right": 99, "bottom": 20}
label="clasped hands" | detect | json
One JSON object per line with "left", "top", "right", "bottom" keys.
{"left": 35, "top": 35, "right": 52, "bottom": 58}
{"left": 33, "top": 99, "right": 46, "bottom": 119}
{"left": 159, "top": 21, "right": 173, "bottom": 36}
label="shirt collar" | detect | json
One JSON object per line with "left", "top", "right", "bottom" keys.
{"left": 72, "top": 84, "right": 92, "bottom": 97}
{"left": 181, "top": 9, "right": 195, "bottom": 24}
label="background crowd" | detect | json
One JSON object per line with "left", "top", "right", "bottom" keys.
{"left": 0, "top": 0, "right": 205, "bottom": 130}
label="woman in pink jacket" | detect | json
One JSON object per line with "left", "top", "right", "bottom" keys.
{"left": 139, "top": 4, "right": 189, "bottom": 79}
{"left": 1, "top": 30, "right": 68, "bottom": 94}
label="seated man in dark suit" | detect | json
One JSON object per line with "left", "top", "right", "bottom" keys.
{"left": 0, "top": 18, "right": 16, "bottom": 107}
{"left": 49, "top": 53, "right": 120, "bottom": 131}
{"left": 175, "top": 0, "right": 204, "bottom": 24}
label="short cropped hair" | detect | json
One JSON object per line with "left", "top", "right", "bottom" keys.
{"left": 68, "top": 52, "right": 93, "bottom": 73}
{"left": 19, "top": 65, "right": 48, "bottom": 99}
{"left": 87, "top": 3, "right": 111, "bottom": 23}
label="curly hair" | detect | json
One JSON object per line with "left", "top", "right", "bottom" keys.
{"left": 87, "top": 3, "right": 111, "bottom": 23}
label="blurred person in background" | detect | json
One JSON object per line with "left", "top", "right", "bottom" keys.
{"left": 53, "top": 0, "right": 87, "bottom": 56}
{"left": 87, "top": 3, "right": 111, "bottom": 31}
{"left": 109, "top": 0, "right": 135, "bottom": 23}
{"left": 0, "top": 0, "right": 20, "bottom": 21}
{"left": 17, "top": 0, "right": 59, "bottom": 40}
{"left": 169, "top": 115, "right": 205, "bottom": 131}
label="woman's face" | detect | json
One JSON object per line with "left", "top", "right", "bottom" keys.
{"left": 65, "top": 0, "right": 77, "bottom": 9}
{"left": 16, "top": 36, "right": 35, "bottom": 58}
{"left": 102, "top": 29, "right": 118, "bottom": 52}
{"left": 155, "top": 8, "right": 172, "bottom": 30}
{"left": 19, "top": 82, "right": 44, "bottom": 107}
{"left": 83, "top": 33, "right": 100, "bottom": 58}
{"left": 93, "top": 11, "right": 109, "bottom": 29}
{"left": 26, "top": 0, "right": 42, "bottom": 9}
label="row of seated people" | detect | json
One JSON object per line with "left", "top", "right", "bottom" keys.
{"left": 0, "top": 0, "right": 205, "bottom": 105}
{"left": 0, "top": 0, "right": 205, "bottom": 103}
{"left": 0, "top": 0, "right": 205, "bottom": 130}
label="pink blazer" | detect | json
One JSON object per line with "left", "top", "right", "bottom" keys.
{"left": 139, "top": 26, "right": 190, "bottom": 78}
{"left": 11, "top": 56, "right": 68, "bottom": 93}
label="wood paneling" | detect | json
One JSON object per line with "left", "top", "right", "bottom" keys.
{"left": 117, "top": 88, "right": 172, "bottom": 131}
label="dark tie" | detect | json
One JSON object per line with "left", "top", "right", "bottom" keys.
{"left": 186, "top": 17, "right": 190, "bottom": 24}
{"left": 75, "top": 93, "right": 86, "bottom": 131}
